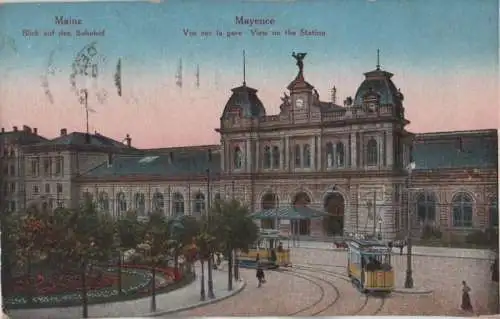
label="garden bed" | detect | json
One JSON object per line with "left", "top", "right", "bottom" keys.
{"left": 4, "top": 265, "right": 194, "bottom": 310}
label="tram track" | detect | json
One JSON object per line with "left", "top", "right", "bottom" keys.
{"left": 291, "top": 264, "right": 387, "bottom": 316}
{"left": 279, "top": 269, "right": 341, "bottom": 316}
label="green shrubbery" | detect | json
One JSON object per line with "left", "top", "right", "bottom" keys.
{"left": 420, "top": 224, "right": 442, "bottom": 240}
{"left": 465, "top": 228, "right": 499, "bottom": 249}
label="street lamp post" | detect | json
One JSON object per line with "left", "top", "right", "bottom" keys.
{"left": 404, "top": 162, "right": 416, "bottom": 289}
{"left": 81, "top": 257, "right": 89, "bottom": 318}
{"left": 378, "top": 217, "right": 382, "bottom": 240}
{"left": 206, "top": 168, "right": 215, "bottom": 299}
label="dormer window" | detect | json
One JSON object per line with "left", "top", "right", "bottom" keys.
{"left": 303, "top": 144, "right": 311, "bottom": 168}
{"left": 335, "top": 142, "right": 345, "bottom": 167}
{"left": 233, "top": 146, "right": 243, "bottom": 169}
{"left": 294, "top": 144, "right": 301, "bottom": 167}
{"left": 326, "top": 142, "right": 334, "bottom": 168}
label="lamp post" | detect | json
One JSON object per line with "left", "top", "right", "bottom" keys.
{"left": 404, "top": 162, "right": 416, "bottom": 289}
{"left": 81, "top": 256, "right": 89, "bottom": 318}
{"left": 206, "top": 168, "right": 215, "bottom": 299}
{"left": 377, "top": 217, "right": 383, "bottom": 240}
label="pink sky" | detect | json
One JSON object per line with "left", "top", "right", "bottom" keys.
{"left": 1, "top": 70, "right": 498, "bottom": 148}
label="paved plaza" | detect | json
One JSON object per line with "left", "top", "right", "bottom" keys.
{"left": 8, "top": 243, "right": 499, "bottom": 318}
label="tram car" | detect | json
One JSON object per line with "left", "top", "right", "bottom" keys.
{"left": 347, "top": 239, "right": 394, "bottom": 293}
{"left": 238, "top": 229, "right": 292, "bottom": 269}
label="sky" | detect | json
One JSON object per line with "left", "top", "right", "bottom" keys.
{"left": 0, "top": 0, "right": 498, "bottom": 148}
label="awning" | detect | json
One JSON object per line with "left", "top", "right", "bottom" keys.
{"left": 250, "top": 206, "right": 328, "bottom": 220}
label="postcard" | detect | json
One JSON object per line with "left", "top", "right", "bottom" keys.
{"left": 0, "top": 0, "right": 498, "bottom": 318}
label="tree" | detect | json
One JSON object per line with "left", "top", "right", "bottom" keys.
{"left": 194, "top": 220, "right": 215, "bottom": 301}
{"left": 210, "top": 199, "right": 259, "bottom": 291}
{"left": 65, "top": 202, "right": 115, "bottom": 318}
{"left": 142, "top": 211, "right": 172, "bottom": 312}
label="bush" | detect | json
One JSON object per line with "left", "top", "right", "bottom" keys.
{"left": 465, "top": 229, "right": 498, "bottom": 248}
{"left": 421, "top": 225, "right": 442, "bottom": 240}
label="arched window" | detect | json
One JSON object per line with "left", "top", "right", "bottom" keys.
{"left": 452, "top": 192, "right": 473, "bottom": 227}
{"left": 233, "top": 146, "right": 243, "bottom": 169}
{"left": 214, "top": 193, "right": 222, "bottom": 202}
{"left": 326, "top": 142, "right": 334, "bottom": 168}
{"left": 335, "top": 142, "right": 345, "bottom": 167}
{"left": 134, "top": 193, "right": 146, "bottom": 216}
{"left": 116, "top": 192, "right": 127, "bottom": 214}
{"left": 366, "top": 138, "right": 378, "bottom": 166}
{"left": 294, "top": 144, "right": 301, "bottom": 167}
{"left": 173, "top": 192, "right": 184, "bottom": 216}
{"left": 98, "top": 192, "right": 109, "bottom": 212}
{"left": 263, "top": 145, "right": 271, "bottom": 169}
{"left": 152, "top": 192, "right": 164, "bottom": 213}
{"left": 416, "top": 192, "right": 436, "bottom": 223}
{"left": 193, "top": 193, "right": 205, "bottom": 215}
{"left": 272, "top": 146, "right": 280, "bottom": 168}
{"left": 490, "top": 197, "right": 498, "bottom": 228}
{"left": 303, "top": 144, "right": 311, "bottom": 168}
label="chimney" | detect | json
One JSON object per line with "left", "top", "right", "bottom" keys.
{"left": 33, "top": 128, "right": 38, "bottom": 135}
{"left": 169, "top": 152, "right": 174, "bottom": 164}
{"left": 13, "top": 126, "right": 18, "bottom": 132}
{"left": 23, "top": 125, "right": 31, "bottom": 133}
{"left": 125, "top": 134, "right": 132, "bottom": 147}
{"left": 60, "top": 128, "right": 67, "bottom": 136}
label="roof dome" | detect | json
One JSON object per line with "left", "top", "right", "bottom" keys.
{"left": 221, "top": 84, "right": 266, "bottom": 119}
{"left": 353, "top": 68, "right": 402, "bottom": 106}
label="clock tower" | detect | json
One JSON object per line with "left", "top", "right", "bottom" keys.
{"left": 287, "top": 52, "right": 314, "bottom": 119}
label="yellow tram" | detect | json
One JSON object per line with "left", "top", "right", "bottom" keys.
{"left": 347, "top": 239, "right": 394, "bottom": 293}
{"left": 238, "top": 229, "right": 292, "bottom": 269}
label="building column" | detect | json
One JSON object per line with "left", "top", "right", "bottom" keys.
{"left": 281, "top": 137, "right": 286, "bottom": 169}
{"left": 350, "top": 133, "right": 357, "bottom": 168}
{"left": 317, "top": 135, "right": 322, "bottom": 170}
{"left": 246, "top": 139, "right": 251, "bottom": 171}
{"left": 311, "top": 136, "right": 316, "bottom": 170}
{"left": 284, "top": 136, "right": 289, "bottom": 170}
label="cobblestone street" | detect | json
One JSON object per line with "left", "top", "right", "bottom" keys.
{"left": 179, "top": 247, "right": 498, "bottom": 316}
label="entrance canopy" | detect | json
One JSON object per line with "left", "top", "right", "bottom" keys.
{"left": 250, "top": 206, "right": 328, "bottom": 220}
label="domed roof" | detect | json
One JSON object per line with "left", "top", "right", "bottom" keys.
{"left": 353, "top": 68, "right": 402, "bottom": 106}
{"left": 221, "top": 84, "right": 266, "bottom": 119}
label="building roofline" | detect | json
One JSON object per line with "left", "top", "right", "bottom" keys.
{"left": 415, "top": 129, "right": 497, "bottom": 138}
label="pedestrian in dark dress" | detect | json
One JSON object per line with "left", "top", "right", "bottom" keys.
{"left": 461, "top": 280, "right": 473, "bottom": 312}
{"left": 256, "top": 263, "right": 265, "bottom": 287}
{"left": 491, "top": 257, "right": 499, "bottom": 282}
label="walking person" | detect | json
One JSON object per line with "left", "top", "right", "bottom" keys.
{"left": 256, "top": 262, "right": 265, "bottom": 288}
{"left": 460, "top": 280, "right": 473, "bottom": 312}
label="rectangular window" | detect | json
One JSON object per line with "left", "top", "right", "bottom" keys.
{"left": 9, "top": 183, "right": 15, "bottom": 193}
{"left": 43, "top": 158, "right": 51, "bottom": 175}
{"left": 9, "top": 201, "right": 16, "bottom": 212}
{"left": 33, "top": 184, "right": 39, "bottom": 194}
{"left": 9, "top": 164, "right": 15, "bottom": 176}
{"left": 56, "top": 183, "right": 63, "bottom": 193}
{"left": 31, "top": 157, "right": 40, "bottom": 176}
{"left": 55, "top": 156, "right": 64, "bottom": 176}
{"left": 45, "top": 183, "right": 50, "bottom": 193}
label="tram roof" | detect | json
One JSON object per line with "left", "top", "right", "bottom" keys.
{"left": 347, "top": 239, "right": 390, "bottom": 253}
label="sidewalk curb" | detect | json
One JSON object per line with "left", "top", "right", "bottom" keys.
{"left": 145, "top": 275, "right": 246, "bottom": 317}
{"left": 393, "top": 288, "right": 434, "bottom": 295}
{"left": 295, "top": 246, "right": 493, "bottom": 260}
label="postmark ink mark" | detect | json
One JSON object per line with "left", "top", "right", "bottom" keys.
{"left": 69, "top": 41, "right": 108, "bottom": 105}
{"left": 114, "top": 58, "right": 122, "bottom": 97}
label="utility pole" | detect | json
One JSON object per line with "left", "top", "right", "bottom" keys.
{"left": 404, "top": 162, "right": 416, "bottom": 289}
{"left": 206, "top": 168, "right": 215, "bottom": 299}
{"left": 372, "top": 190, "right": 377, "bottom": 236}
